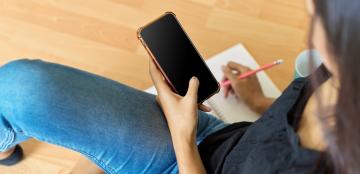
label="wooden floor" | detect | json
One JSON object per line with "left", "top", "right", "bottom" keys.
{"left": 0, "top": 0, "right": 309, "bottom": 173}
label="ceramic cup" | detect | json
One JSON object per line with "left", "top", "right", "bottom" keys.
{"left": 294, "top": 49, "right": 323, "bottom": 78}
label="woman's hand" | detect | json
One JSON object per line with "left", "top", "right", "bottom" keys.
{"left": 149, "top": 59, "right": 207, "bottom": 174}
{"left": 222, "top": 61, "right": 275, "bottom": 114}
{"left": 149, "top": 59, "right": 209, "bottom": 142}
{"left": 222, "top": 61, "right": 263, "bottom": 101}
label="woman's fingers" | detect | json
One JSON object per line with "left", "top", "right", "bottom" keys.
{"left": 185, "top": 77, "right": 199, "bottom": 100}
{"left": 199, "top": 104, "right": 212, "bottom": 112}
{"left": 149, "top": 59, "right": 171, "bottom": 93}
{"left": 222, "top": 65, "right": 238, "bottom": 83}
{"left": 227, "top": 61, "right": 251, "bottom": 73}
{"left": 185, "top": 77, "right": 212, "bottom": 112}
{"left": 222, "top": 75, "right": 232, "bottom": 98}
{"left": 222, "top": 61, "right": 253, "bottom": 87}
{"left": 230, "top": 89, "right": 235, "bottom": 94}
{"left": 224, "top": 87, "right": 230, "bottom": 98}
{"left": 224, "top": 83, "right": 232, "bottom": 98}
{"left": 225, "top": 88, "right": 235, "bottom": 98}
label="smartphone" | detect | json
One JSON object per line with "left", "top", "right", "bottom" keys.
{"left": 137, "top": 12, "right": 219, "bottom": 103}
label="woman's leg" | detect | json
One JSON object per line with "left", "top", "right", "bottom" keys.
{"left": 0, "top": 59, "right": 226, "bottom": 173}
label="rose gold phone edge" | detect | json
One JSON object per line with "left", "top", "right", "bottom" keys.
{"left": 137, "top": 12, "right": 220, "bottom": 104}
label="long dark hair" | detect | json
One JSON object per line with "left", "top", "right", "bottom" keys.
{"left": 310, "top": 0, "right": 360, "bottom": 173}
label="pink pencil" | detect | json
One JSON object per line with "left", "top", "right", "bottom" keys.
{"left": 221, "top": 59, "right": 284, "bottom": 87}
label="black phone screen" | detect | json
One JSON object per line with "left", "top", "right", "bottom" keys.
{"left": 140, "top": 13, "right": 219, "bottom": 103}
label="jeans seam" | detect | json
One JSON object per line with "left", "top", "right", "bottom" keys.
{"left": 44, "top": 138, "right": 116, "bottom": 174}
{"left": 21, "top": 133, "right": 116, "bottom": 174}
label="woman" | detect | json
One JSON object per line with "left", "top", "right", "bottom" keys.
{"left": 0, "top": 0, "right": 359, "bottom": 173}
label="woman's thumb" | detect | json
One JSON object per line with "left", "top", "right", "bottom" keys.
{"left": 186, "top": 77, "right": 199, "bottom": 99}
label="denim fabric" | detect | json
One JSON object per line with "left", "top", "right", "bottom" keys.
{"left": 0, "top": 59, "right": 226, "bottom": 174}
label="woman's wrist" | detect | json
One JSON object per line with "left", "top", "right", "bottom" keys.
{"left": 245, "top": 95, "right": 274, "bottom": 114}
{"left": 170, "top": 129, "right": 197, "bottom": 146}
{"left": 172, "top": 136, "right": 197, "bottom": 151}
{"left": 172, "top": 137, "right": 206, "bottom": 174}
{"left": 243, "top": 93, "right": 263, "bottom": 107}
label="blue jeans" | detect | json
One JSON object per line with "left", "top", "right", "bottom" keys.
{"left": 0, "top": 59, "right": 226, "bottom": 174}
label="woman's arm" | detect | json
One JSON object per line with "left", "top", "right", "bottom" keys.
{"left": 247, "top": 96, "right": 275, "bottom": 114}
{"left": 172, "top": 135, "right": 206, "bottom": 174}
{"left": 149, "top": 59, "right": 207, "bottom": 174}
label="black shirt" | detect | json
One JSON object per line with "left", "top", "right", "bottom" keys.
{"left": 199, "top": 66, "right": 330, "bottom": 174}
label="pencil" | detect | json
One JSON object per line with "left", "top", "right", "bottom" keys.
{"left": 221, "top": 59, "right": 284, "bottom": 87}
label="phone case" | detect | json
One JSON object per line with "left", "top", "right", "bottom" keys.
{"left": 137, "top": 12, "right": 220, "bottom": 103}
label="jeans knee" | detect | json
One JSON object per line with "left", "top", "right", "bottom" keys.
{"left": 0, "top": 59, "right": 53, "bottom": 104}
{"left": 0, "top": 59, "right": 54, "bottom": 126}
{"left": 2, "top": 59, "right": 45, "bottom": 73}
{"left": 0, "top": 59, "right": 51, "bottom": 82}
